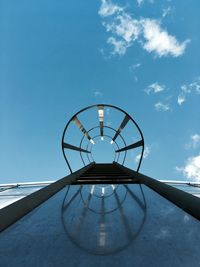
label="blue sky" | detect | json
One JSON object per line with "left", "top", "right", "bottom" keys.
{"left": 0, "top": 0, "right": 200, "bottom": 183}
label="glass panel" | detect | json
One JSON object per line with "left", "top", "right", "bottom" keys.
{"left": 0, "top": 183, "right": 52, "bottom": 209}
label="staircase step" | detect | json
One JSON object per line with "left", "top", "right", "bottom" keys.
{"left": 73, "top": 163, "right": 136, "bottom": 185}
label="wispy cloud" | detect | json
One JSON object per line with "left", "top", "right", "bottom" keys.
{"left": 136, "top": 0, "right": 155, "bottom": 5}
{"left": 145, "top": 82, "right": 165, "bottom": 94}
{"left": 177, "top": 93, "right": 186, "bottom": 105}
{"left": 98, "top": 0, "right": 122, "bottom": 17}
{"left": 106, "top": 108, "right": 110, "bottom": 115}
{"left": 162, "top": 7, "right": 171, "bottom": 18}
{"left": 129, "top": 63, "right": 141, "bottom": 71}
{"left": 136, "top": 0, "right": 144, "bottom": 7}
{"left": 177, "top": 77, "right": 200, "bottom": 105}
{"left": 107, "top": 37, "right": 128, "bottom": 55}
{"left": 154, "top": 102, "right": 170, "bottom": 112}
{"left": 99, "top": 0, "right": 189, "bottom": 57}
{"left": 135, "top": 146, "right": 150, "bottom": 163}
{"left": 94, "top": 91, "right": 103, "bottom": 98}
{"left": 176, "top": 155, "right": 200, "bottom": 181}
{"left": 103, "top": 12, "right": 141, "bottom": 55}
{"left": 185, "top": 134, "right": 200, "bottom": 150}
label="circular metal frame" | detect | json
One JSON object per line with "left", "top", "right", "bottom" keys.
{"left": 61, "top": 104, "right": 145, "bottom": 173}
{"left": 79, "top": 125, "right": 127, "bottom": 165}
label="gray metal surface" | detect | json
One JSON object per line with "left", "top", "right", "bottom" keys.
{"left": 0, "top": 184, "right": 200, "bottom": 267}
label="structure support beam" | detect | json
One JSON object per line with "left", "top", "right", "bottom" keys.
{"left": 112, "top": 115, "right": 130, "bottom": 142}
{"left": 63, "top": 142, "right": 91, "bottom": 153}
{"left": 98, "top": 105, "right": 104, "bottom": 137}
{"left": 115, "top": 162, "right": 200, "bottom": 221}
{"left": 73, "top": 116, "right": 94, "bottom": 144}
{"left": 116, "top": 140, "right": 144, "bottom": 153}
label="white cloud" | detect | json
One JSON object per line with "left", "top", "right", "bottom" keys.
{"left": 178, "top": 77, "right": 200, "bottom": 105}
{"left": 191, "top": 134, "right": 200, "bottom": 148}
{"left": 136, "top": 0, "right": 144, "bottom": 7}
{"left": 181, "top": 84, "right": 191, "bottom": 93}
{"left": 141, "top": 19, "right": 190, "bottom": 57}
{"left": 135, "top": 146, "right": 150, "bottom": 163}
{"left": 183, "top": 79, "right": 200, "bottom": 94}
{"left": 133, "top": 63, "right": 141, "bottom": 69}
{"left": 106, "top": 13, "right": 141, "bottom": 43}
{"left": 129, "top": 63, "right": 141, "bottom": 72}
{"left": 190, "top": 79, "right": 200, "bottom": 94}
{"left": 154, "top": 102, "right": 170, "bottom": 112}
{"left": 136, "top": 0, "right": 155, "bottom": 5}
{"left": 98, "top": 0, "right": 122, "bottom": 17}
{"left": 177, "top": 93, "right": 186, "bottom": 105}
{"left": 107, "top": 37, "right": 128, "bottom": 55}
{"left": 185, "top": 134, "right": 200, "bottom": 149}
{"left": 106, "top": 108, "right": 110, "bottom": 115}
{"left": 176, "top": 155, "right": 200, "bottom": 181}
{"left": 99, "top": 1, "right": 189, "bottom": 57}
{"left": 162, "top": 7, "right": 171, "bottom": 18}
{"left": 145, "top": 82, "right": 165, "bottom": 94}
{"left": 94, "top": 91, "right": 103, "bottom": 97}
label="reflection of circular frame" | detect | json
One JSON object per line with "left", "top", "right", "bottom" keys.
{"left": 61, "top": 184, "right": 147, "bottom": 255}
{"left": 87, "top": 184, "right": 119, "bottom": 198}
{"left": 79, "top": 184, "right": 128, "bottom": 215}
{"left": 83, "top": 127, "right": 126, "bottom": 164}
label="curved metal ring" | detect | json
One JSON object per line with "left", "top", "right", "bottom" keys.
{"left": 61, "top": 104, "right": 144, "bottom": 173}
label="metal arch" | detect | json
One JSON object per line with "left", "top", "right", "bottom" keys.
{"left": 80, "top": 126, "right": 126, "bottom": 165}
{"left": 87, "top": 134, "right": 120, "bottom": 163}
{"left": 86, "top": 132, "right": 122, "bottom": 164}
{"left": 61, "top": 104, "right": 144, "bottom": 173}
{"left": 85, "top": 126, "right": 127, "bottom": 164}
{"left": 79, "top": 125, "right": 127, "bottom": 166}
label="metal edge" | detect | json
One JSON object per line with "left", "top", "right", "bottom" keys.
{"left": 0, "top": 163, "right": 94, "bottom": 232}
{"left": 115, "top": 162, "right": 200, "bottom": 221}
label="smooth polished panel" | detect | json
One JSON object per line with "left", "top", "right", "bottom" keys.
{"left": 0, "top": 185, "right": 200, "bottom": 267}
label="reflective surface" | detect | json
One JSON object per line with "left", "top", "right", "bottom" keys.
{"left": 61, "top": 184, "right": 146, "bottom": 254}
{"left": 0, "top": 182, "right": 52, "bottom": 209}
{"left": 0, "top": 185, "right": 200, "bottom": 267}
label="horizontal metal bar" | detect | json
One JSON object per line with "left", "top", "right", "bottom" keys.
{"left": 78, "top": 175, "right": 130, "bottom": 180}
{"left": 0, "top": 163, "right": 94, "bottom": 232}
{"left": 63, "top": 142, "right": 91, "bottom": 153}
{"left": 72, "top": 179, "right": 139, "bottom": 185}
{"left": 0, "top": 181, "right": 54, "bottom": 187}
{"left": 116, "top": 140, "right": 143, "bottom": 153}
{"left": 115, "top": 162, "right": 200, "bottom": 221}
{"left": 0, "top": 185, "right": 18, "bottom": 192}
